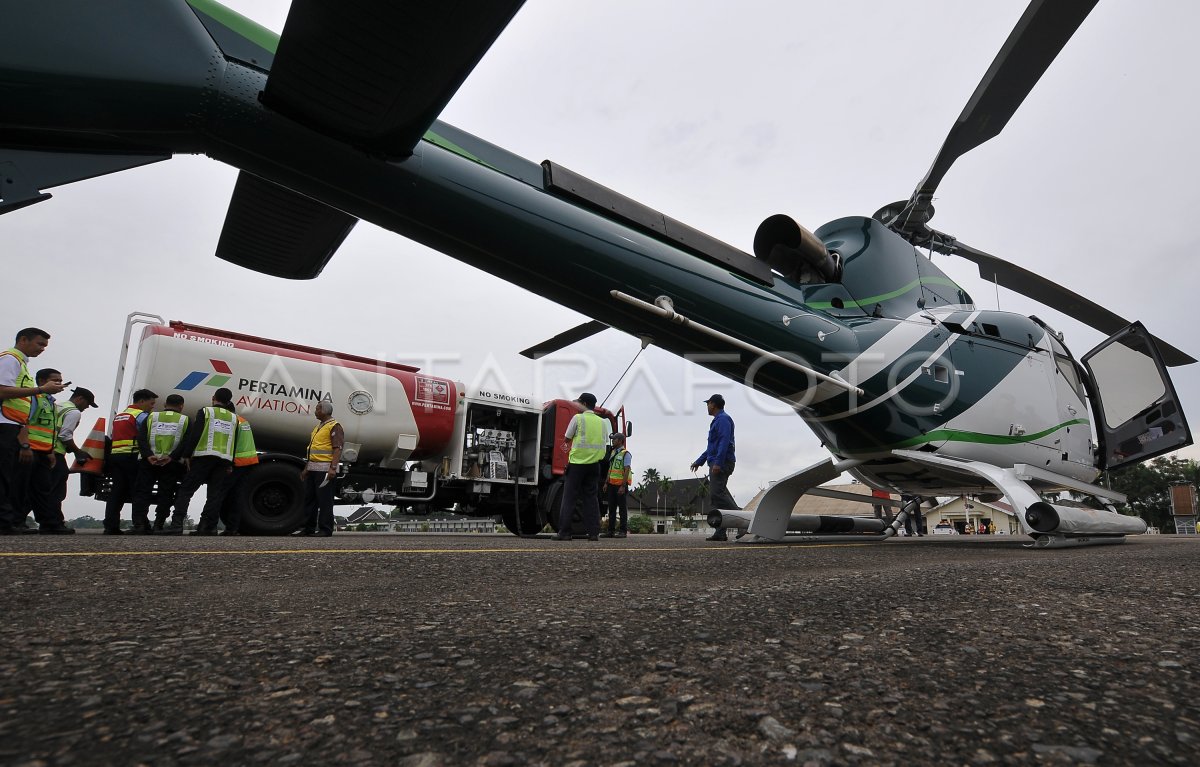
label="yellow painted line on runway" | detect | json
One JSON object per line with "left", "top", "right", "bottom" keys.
{"left": 0, "top": 543, "right": 872, "bottom": 558}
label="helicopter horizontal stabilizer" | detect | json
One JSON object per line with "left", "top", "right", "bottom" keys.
{"left": 519, "top": 320, "right": 609, "bottom": 359}
{"left": 215, "top": 171, "right": 356, "bottom": 279}
{"left": 260, "top": 0, "right": 524, "bottom": 157}
{"left": 0, "top": 148, "right": 169, "bottom": 215}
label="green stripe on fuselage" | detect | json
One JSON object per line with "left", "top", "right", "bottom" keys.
{"left": 807, "top": 276, "right": 964, "bottom": 311}
{"left": 422, "top": 130, "right": 496, "bottom": 171}
{"left": 186, "top": 0, "right": 279, "bottom": 53}
{"left": 842, "top": 418, "right": 1091, "bottom": 454}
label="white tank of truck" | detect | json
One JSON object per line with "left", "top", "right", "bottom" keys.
{"left": 105, "top": 316, "right": 623, "bottom": 537}
{"left": 131, "top": 321, "right": 460, "bottom": 466}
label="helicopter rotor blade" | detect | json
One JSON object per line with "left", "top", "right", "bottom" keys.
{"left": 941, "top": 238, "right": 1195, "bottom": 367}
{"left": 880, "top": 0, "right": 1098, "bottom": 235}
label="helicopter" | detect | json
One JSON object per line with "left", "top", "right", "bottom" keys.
{"left": 0, "top": 0, "right": 1193, "bottom": 547}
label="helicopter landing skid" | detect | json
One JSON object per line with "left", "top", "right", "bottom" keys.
{"left": 891, "top": 450, "right": 1144, "bottom": 548}
{"left": 734, "top": 457, "right": 865, "bottom": 541}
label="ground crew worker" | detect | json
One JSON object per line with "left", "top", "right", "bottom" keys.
{"left": 48, "top": 386, "right": 97, "bottom": 530}
{"left": 602, "top": 432, "right": 632, "bottom": 538}
{"left": 217, "top": 412, "right": 258, "bottom": 535}
{"left": 23, "top": 368, "right": 76, "bottom": 533}
{"left": 296, "top": 401, "right": 342, "bottom": 537}
{"left": 0, "top": 328, "right": 65, "bottom": 535}
{"left": 161, "top": 388, "right": 238, "bottom": 535}
{"left": 104, "top": 388, "right": 158, "bottom": 534}
{"left": 691, "top": 393, "right": 738, "bottom": 542}
{"left": 132, "top": 394, "right": 189, "bottom": 532}
{"left": 554, "top": 392, "right": 611, "bottom": 541}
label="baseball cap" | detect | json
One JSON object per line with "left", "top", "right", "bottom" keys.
{"left": 72, "top": 387, "right": 99, "bottom": 408}
{"left": 576, "top": 392, "right": 597, "bottom": 407}
{"left": 703, "top": 394, "right": 725, "bottom": 407}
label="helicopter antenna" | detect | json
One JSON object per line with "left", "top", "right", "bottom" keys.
{"left": 913, "top": 242, "right": 952, "bottom": 308}
{"left": 994, "top": 271, "right": 1001, "bottom": 311}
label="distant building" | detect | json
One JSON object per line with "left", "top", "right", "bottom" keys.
{"left": 341, "top": 506, "right": 392, "bottom": 531}
{"left": 742, "top": 481, "right": 894, "bottom": 518}
{"left": 338, "top": 506, "right": 499, "bottom": 533}
{"left": 627, "top": 477, "right": 708, "bottom": 533}
{"left": 629, "top": 480, "right": 904, "bottom": 535}
{"left": 926, "top": 496, "right": 1017, "bottom": 534}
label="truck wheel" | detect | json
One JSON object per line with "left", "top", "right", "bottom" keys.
{"left": 539, "top": 479, "right": 564, "bottom": 533}
{"left": 502, "top": 497, "right": 545, "bottom": 537}
{"left": 235, "top": 463, "right": 306, "bottom": 535}
{"left": 540, "top": 479, "right": 586, "bottom": 535}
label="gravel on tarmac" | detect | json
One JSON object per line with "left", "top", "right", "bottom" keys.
{"left": 1, "top": 532, "right": 1197, "bottom": 766}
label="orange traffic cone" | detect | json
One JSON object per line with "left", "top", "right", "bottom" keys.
{"left": 71, "top": 417, "right": 106, "bottom": 475}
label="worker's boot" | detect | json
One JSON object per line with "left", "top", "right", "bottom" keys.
{"left": 159, "top": 515, "right": 185, "bottom": 535}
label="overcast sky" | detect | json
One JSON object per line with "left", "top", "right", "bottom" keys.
{"left": 5, "top": 1, "right": 1198, "bottom": 519}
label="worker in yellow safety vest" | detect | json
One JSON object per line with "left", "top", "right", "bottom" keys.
{"left": 0, "top": 327, "right": 64, "bottom": 535}
{"left": 22, "top": 368, "right": 78, "bottom": 534}
{"left": 161, "top": 387, "right": 239, "bottom": 535}
{"left": 104, "top": 388, "right": 159, "bottom": 534}
{"left": 217, "top": 413, "right": 259, "bottom": 534}
{"left": 133, "top": 393, "right": 190, "bottom": 531}
{"left": 295, "top": 400, "right": 343, "bottom": 537}
{"left": 46, "top": 386, "right": 98, "bottom": 532}
{"left": 553, "top": 392, "right": 611, "bottom": 541}
{"left": 602, "top": 432, "right": 632, "bottom": 538}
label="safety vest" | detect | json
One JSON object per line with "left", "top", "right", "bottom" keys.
{"left": 607, "top": 448, "right": 630, "bottom": 485}
{"left": 233, "top": 415, "right": 259, "bottom": 467}
{"left": 193, "top": 406, "right": 238, "bottom": 461}
{"left": 53, "top": 400, "right": 77, "bottom": 455}
{"left": 146, "top": 410, "right": 188, "bottom": 457}
{"left": 307, "top": 418, "right": 340, "bottom": 463}
{"left": 27, "top": 394, "right": 58, "bottom": 452}
{"left": 0, "top": 348, "right": 34, "bottom": 424}
{"left": 569, "top": 411, "right": 606, "bottom": 464}
{"left": 110, "top": 406, "right": 145, "bottom": 454}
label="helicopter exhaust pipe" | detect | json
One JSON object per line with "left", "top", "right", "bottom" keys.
{"left": 709, "top": 509, "right": 887, "bottom": 535}
{"left": 753, "top": 214, "right": 841, "bottom": 283}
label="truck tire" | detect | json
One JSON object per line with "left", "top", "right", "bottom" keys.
{"left": 541, "top": 478, "right": 588, "bottom": 535}
{"left": 502, "top": 496, "right": 545, "bottom": 537}
{"left": 539, "top": 479, "right": 564, "bottom": 533}
{"left": 234, "top": 463, "right": 306, "bottom": 535}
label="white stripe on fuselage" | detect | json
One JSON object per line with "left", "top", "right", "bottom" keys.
{"left": 800, "top": 308, "right": 979, "bottom": 421}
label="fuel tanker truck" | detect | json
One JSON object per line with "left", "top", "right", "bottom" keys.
{"left": 96, "top": 314, "right": 628, "bottom": 535}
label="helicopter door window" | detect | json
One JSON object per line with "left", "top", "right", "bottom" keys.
{"left": 1085, "top": 339, "right": 1165, "bottom": 429}
{"left": 1053, "top": 355, "right": 1085, "bottom": 401}
{"left": 1081, "top": 323, "right": 1191, "bottom": 472}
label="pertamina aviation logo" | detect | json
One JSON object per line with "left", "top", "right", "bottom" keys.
{"left": 174, "top": 359, "right": 232, "bottom": 391}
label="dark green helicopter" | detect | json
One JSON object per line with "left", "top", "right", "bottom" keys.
{"left": 0, "top": 0, "right": 1192, "bottom": 546}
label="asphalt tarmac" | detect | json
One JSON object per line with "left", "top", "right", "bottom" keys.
{"left": 1, "top": 532, "right": 1197, "bottom": 766}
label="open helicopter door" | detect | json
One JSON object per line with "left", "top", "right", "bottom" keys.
{"left": 1081, "top": 322, "right": 1192, "bottom": 471}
